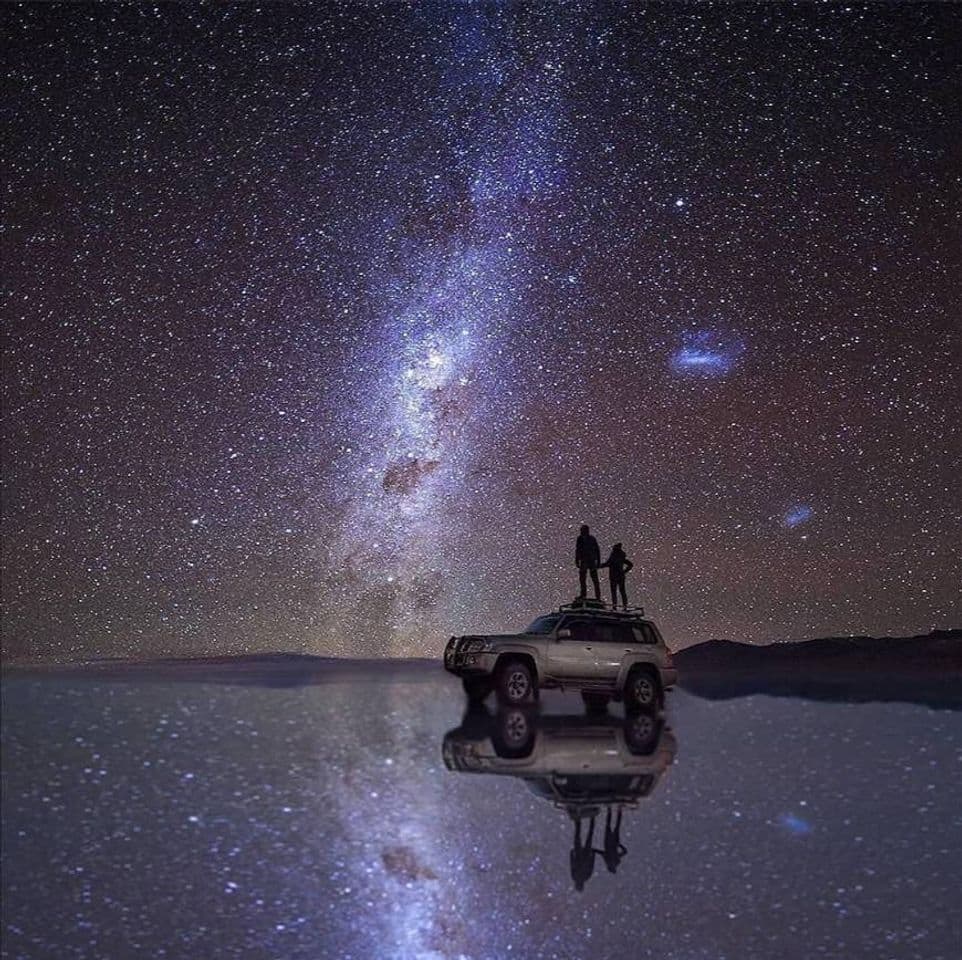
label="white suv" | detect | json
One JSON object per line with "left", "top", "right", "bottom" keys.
{"left": 443, "top": 600, "right": 677, "bottom": 711}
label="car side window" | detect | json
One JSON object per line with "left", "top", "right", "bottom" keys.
{"left": 595, "top": 622, "right": 624, "bottom": 644}
{"left": 612, "top": 623, "right": 635, "bottom": 645}
{"left": 580, "top": 622, "right": 594, "bottom": 643}
{"left": 566, "top": 620, "right": 590, "bottom": 642}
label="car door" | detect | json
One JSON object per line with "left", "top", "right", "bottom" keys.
{"left": 545, "top": 618, "right": 597, "bottom": 680}
{"left": 593, "top": 620, "right": 636, "bottom": 680}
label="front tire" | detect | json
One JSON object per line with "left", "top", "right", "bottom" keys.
{"left": 492, "top": 708, "right": 536, "bottom": 759}
{"left": 624, "top": 666, "right": 662, "bottom": 712}
{"left": 496, "top": 658, "right": 537, "bottom": 705}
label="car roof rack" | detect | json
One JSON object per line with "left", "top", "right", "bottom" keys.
{"left": 554, "top": 796, "right": 643, "bottom": 814}
{"left": 558, "top": 599, "right": 646, "bottom": 618}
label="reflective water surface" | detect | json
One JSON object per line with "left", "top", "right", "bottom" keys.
{"left": 2, "top": 667, "right": 960, "bottom": 959}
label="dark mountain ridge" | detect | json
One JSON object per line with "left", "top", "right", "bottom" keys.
{"left": 674, "top": 628, "right": 962, "bottom": 709}
{"left": 675, "top": 628, "right": 959, "bottom": 662}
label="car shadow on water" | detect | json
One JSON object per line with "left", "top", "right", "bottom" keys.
{"left": 441, "top": 700, "right": 676, "bottom": 891}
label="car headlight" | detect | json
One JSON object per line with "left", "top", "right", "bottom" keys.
{"left": 465, "top": 639, "right": 488, "bottom": 653}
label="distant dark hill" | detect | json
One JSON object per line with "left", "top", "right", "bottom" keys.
{"left": 674, "top": 629, "right": 962, "bottom": 710}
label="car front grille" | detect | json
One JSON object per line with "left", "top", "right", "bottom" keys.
{"left": 445, "top": 636, "right": 484, "bottom": 669}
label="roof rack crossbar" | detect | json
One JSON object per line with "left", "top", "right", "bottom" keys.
{"left": 557, "top": 600, "right": 646, "bottom": 617}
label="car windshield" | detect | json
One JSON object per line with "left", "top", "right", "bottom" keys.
{"left": 524, "top": 614, "right": 560, "bottom": 635}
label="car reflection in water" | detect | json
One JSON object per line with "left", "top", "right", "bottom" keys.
{"left": 442, "top": 704, "right": 676, "bottom": 890}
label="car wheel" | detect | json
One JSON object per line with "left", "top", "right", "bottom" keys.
{"left": 581, "top": 691, "right": 610, "bottom": 715}
{"left": 625, "top": 667, "right": 662, "bottom": 712}
{"left": 492, "top": 708, "right": 536, "bottom": 759}
{"left": 625, "top": 711, "right": 660, "bottom": 754}
{"left": 496, "top": 659, "right": 537, "bottom": 705}
{"left": 462, "top": 676, "right": 492, "bottom": 703}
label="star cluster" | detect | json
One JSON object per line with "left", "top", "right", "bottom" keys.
{"left": 2, "top": 3, "right": 959, "bottom": 660}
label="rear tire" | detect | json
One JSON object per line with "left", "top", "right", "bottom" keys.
{"left": 462, "top": 676, "right": 492, "bottom": 703}
{"left": 624, "top": 666, "right": 662, "bottom": 712}
{"left": 625, "top": 711, "right": 660, "bottom": 754}
{"left": 581, "top": 691, "right": 610, "bottom": 714}
{"left": 496, "top": 658, "right": 537, "bottom": 705}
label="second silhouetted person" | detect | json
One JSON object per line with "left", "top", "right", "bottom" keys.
{"left": 600, "top": 541, "right": 634, "bottom": 609}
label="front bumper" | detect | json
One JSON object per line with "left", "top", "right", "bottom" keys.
{"left": 443, "top": 637, "right": 498, "bottom": 675}
{"left": 441, "top": 735, "right": 486, "bottom": 772}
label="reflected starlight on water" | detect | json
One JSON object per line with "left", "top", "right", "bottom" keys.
{"left": 3, "top": 670, "right": 960, "bottom": 959}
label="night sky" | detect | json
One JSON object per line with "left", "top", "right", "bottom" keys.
{"left": 3, "top": 3, "right": 960, "bottom": 662}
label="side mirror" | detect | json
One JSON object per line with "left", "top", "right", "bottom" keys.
{"left": 557, "top": 628, "right": 572, "bottom": 640}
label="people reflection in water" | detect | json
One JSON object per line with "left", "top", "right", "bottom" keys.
{"left": 442, "top": 705, "right": 676, "bottom": 893}
{"left": 575, "top": 524, "right": 601, "bottom": 601}
{"left": 569, "top": 813, "right": 597, "bottom": 892}
{"left": 600, "top": 542, "right": 634, "bottom": 610}
{"left": 569, "top": 806, "right": 628, "bottom": 888}
{"left": 601, "top": 806, "right": 627, "bottom": 874}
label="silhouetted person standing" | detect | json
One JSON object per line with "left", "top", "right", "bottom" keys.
{"left": 569, "top": 814, "right": 597, "bottom": 891}
{"left": 575, "top": 524, "right": 601, "bottom": 601}
{"left": 601, "top": 806, "right": 627, "bottom": 874}
{"left": 600, "top": 542, "right": 634, "bottom": 609}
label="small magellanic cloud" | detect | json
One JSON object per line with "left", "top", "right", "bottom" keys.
{"left": 777, "top": 813, "right": 813, "bottom": 836}
{"left": 784, "top": 505, "right": 813, "bottom": 528}
{"left": 670, "top": 330, "right": 743, "bottom": 377}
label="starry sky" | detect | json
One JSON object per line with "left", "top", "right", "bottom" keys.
{"left": 3, "top": 2, "right": 960, "bottom": 662}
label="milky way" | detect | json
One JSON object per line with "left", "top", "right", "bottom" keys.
{"left": 2, "top": 3, "right": 960, "bottom": 660}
